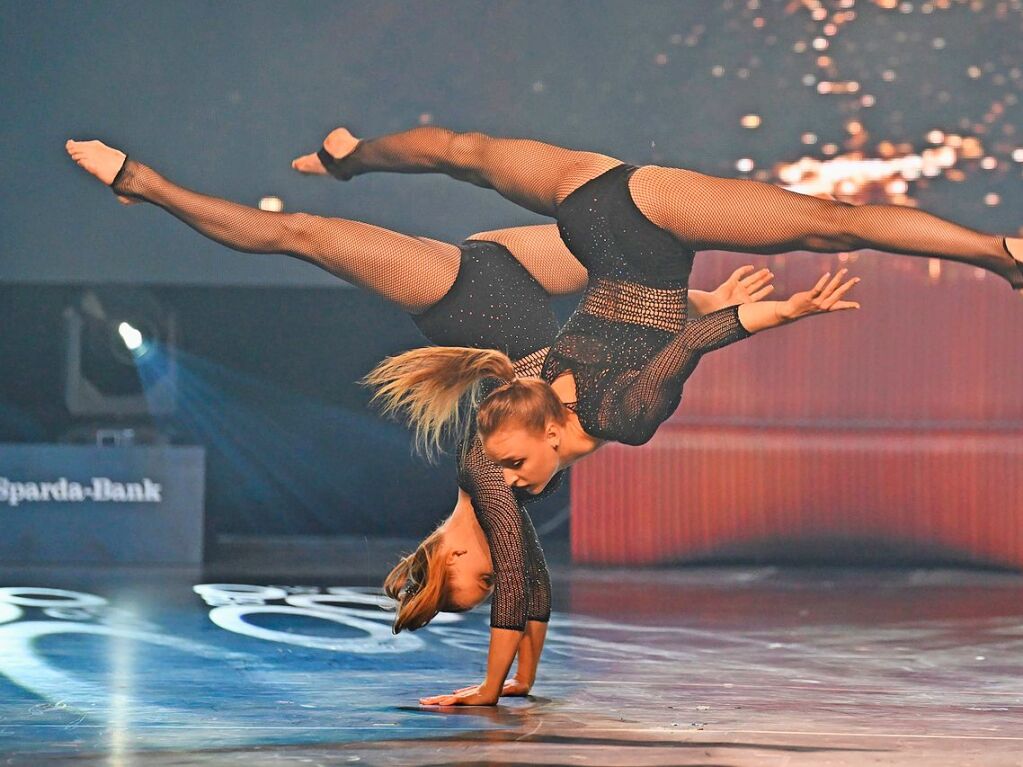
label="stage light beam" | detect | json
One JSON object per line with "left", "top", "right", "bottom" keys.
{"left": 118, "top": 322, "right": 144, "bottom": 353}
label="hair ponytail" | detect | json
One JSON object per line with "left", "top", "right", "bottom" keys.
{"left": 382, "top": 524, "right": 449, "bottom": 633}
{"left": 363, "top": 346, "right": 515, "bottom": 461}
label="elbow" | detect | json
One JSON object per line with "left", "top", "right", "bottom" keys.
{"left": 620, "top": 422, "right": 659, "bottom": 446}
{"left": 621, "top": 401, "right": 676, "bottom": 445}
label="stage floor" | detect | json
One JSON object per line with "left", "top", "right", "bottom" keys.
{"left": 0, "top": 565, "right": 1020, "bottom": 766}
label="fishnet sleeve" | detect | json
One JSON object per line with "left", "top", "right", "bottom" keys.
{"left": 601, "top": 304, "right": 752, "bottom": 445}
{"left": 520, "top": 504, "right": 552, "bottom": 623}
{"left": 459, "top": 436, "right": 534, "bottom": 631}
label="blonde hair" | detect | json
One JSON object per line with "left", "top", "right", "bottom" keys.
{"left": 363, "top": 346, "right": 517, "bottom": 460}
{"left": 383, "top": 523, "right": 451, "bottom": 633}
{"left": 477, "top": 377, "right": 568, "bottom": 437}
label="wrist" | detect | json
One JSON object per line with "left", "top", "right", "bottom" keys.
{"left": 775, "top": 301, "right": 794, "bottom": 323}
{"left": 707, "top": 287, "right": 727, "bottom": 312}
{"left": 479, "top": 679, "right": 504, "bottom": 697}
{"left": 512, "top": 670, "right": 535, "bottom": 687}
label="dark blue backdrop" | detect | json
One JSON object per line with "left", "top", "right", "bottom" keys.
{"left": 3, "top": 0, "right": 1020, "bottom": 285}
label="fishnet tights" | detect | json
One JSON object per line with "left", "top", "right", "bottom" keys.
{"left": 110, "top": 158, "right": 461, "bottom": 313}
{"left": 467, "top": 224, "right": 588, "bottom": 296}
{"left": 328, "top": 126, "right": 1018, "bottom": 286}
{"left": 628, "top": 166, "right": 1014, "bottom": 279}
{"left": 324, "top": 126, "right": 619, "bottom": 218}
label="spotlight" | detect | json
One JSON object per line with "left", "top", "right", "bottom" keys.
{"left": 63, "top": 288, "right": 178, "bottom": 416}
{"left": 118, "top": 322, "right": 144, "bottom": 352}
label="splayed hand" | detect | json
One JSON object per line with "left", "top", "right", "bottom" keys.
{"left": 713, "top": 265, "right": 775, "bottom": 309}
{"left": 779, "top": 268, "right": 861, "bottom": 320}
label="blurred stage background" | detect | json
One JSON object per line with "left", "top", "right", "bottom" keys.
{"left": 1, "top": 0, "right": 1021, "bottom": 570}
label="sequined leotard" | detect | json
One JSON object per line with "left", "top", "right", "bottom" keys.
{"left": 319, "top": 138, "right": 754, "bottom": 447}
{"left": 546, "top": 164, "right": 752, "bottom": 445}
{"left": 412, "top": 239, "right": 558, "bottom": 360}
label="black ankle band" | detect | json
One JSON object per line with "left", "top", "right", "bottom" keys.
{"left": 110, "top": 153, "right": 130, "bottom": 192}
{"left": 317, "top": 145, "right": 359, "bottom": 180}
{"left": 317, "top": 146, "right": 348, "bottom": 180}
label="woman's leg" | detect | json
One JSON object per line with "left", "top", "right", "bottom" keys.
{"left": 66, "top": 140, "right": 460, "bottom": 313}
{"left": 303, "top": 126, "right": 621, "bottom": 217}
{"left": 629, "top": 165, "right": 1023, "bottom": 290}
{"left": 418, "top": 131, "right": 622, "bottom": 216}
{"left": 466, "top": 224, "right": 589, "bottom": 296}
{"left": 302, "top": 126, "right": 1022, "bottom": 290}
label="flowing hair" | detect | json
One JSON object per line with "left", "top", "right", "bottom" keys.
{"left": 382, "top": 523, "right": 451, "bottom": 633}
{"left": 363, "top": 346, "right": 516, "bottom": 461}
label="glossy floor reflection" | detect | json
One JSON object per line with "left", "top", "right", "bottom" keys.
{"left": 0, "top": 565, "right": 1021, "bottom": 766}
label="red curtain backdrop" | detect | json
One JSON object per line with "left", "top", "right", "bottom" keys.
{"left": 570, "top": 250, "right": 1023, "bottom": 568}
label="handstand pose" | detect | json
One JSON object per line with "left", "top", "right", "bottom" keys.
{"left": 298, "top": 125, "right": 1023, "bottom": 702}
{"left": 64, "top": 138, "right": 776, "bottom": 705}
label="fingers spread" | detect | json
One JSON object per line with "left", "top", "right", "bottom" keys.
{"left": 420, "top": 695, "right": 452, "bottom": 705}
{"left": 739, "top": 267, "right": 769, "bottom": 286}
{"left": 822, "top": 268, "right": 848, "bottom": 297}
{"left": 821, "top": 277, "right": 861, "bottom": 310}
{"left": 732, "top": 265, "right": 756, "bottom": 280}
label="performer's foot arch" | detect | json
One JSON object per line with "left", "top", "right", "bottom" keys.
{"left": 65, "top": 139, "right": 137, "bottom": 206}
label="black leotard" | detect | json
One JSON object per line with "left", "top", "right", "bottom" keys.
{"left": 546, "top": 164, "right": 753, "bottom": 445}
{"left": 416, "top": 239, "right": 562, "bottom": 630}
{"left": 412, "top": 239, "right": 559, "bottom": 359}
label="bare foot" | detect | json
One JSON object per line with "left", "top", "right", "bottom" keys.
{"left": 65, "top": 139, "right": 137, "bottom": 205}
{"left": 1003, "top": 237, "right": 1023, "bottom": 296}
{"left": 291, "top": 127, "right": 360, "bottom": 175}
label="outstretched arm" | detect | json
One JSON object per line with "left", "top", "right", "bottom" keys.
{"left": 605, "top": 269, "right": 860, "bottom": 445}
{"left": 508, "top": 620, "right": 548, "bottom": 693}
{"left": 510, "top": 503, "right": 551, "bottom": 695}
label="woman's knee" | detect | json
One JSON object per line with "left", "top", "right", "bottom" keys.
{"left": 805, "top": 201, "right": 861, "bottom": 251}
{"left": 446, "top": 131, "right": 490, "bottom": 177}
{"left": 278, "top": 211, "right": 323, "bottom": 252}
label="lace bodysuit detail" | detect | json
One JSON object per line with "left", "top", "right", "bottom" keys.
{"left": 543, "top": 164, "right": 752, "bottom": 445}
{"left": 580, "top": 278, "right": 687, "bottom": 333}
